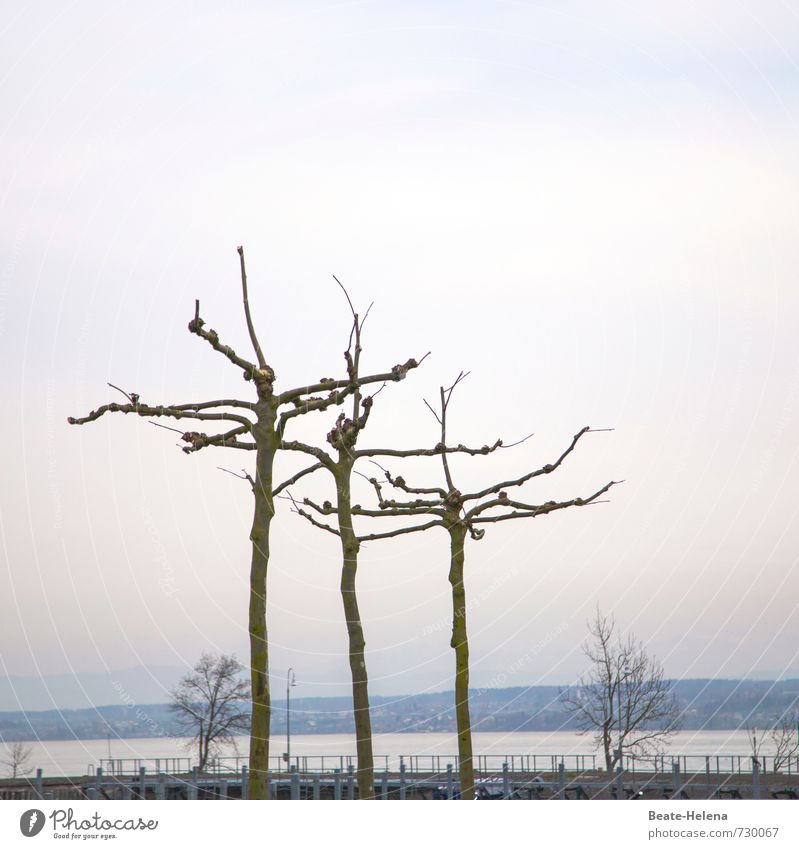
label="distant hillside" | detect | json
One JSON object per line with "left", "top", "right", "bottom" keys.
{"left": 1, "top": 679, "right": 796, "bottom": 742}
{"left": 0, "top": 666, "right": 184, "bottom": 712}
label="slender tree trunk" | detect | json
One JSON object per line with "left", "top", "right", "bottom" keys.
{"left": 336, "top": 462, "right": 375, "bottom": 799}
{"left": 603, "top": 722, "right": 613, "bottom": 772}
{"left": 247, "top": 417, "right": 276, "bottom": 799}
{"left": 448, "top": 522, "right": 474, "bottom": 800}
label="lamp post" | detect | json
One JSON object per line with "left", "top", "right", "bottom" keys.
{"left": 286, "top": 668, "right": 297, "bottom": 769}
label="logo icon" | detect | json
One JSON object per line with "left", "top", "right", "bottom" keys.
{"left": 19, "top": 809, "right": 46, "bottom": 837}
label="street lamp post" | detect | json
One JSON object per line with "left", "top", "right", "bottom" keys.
{"left": 286, "top": 668, "right": 297, "bottom": 769}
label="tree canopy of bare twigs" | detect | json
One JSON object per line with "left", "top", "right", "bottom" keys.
{"left": 0, "top": 740, "right": 34, "bottom": 779}
{"left": 169, "top": 653, "right": 250, "bottom": 772}
{"left": 68, "top": 248, "right": 425, "bottom": 798}
{"left": 561, "top": 607, "right": 681, "bottom": 772}
{"left": 289, "top": 372, "right": 618, "bottom": 798}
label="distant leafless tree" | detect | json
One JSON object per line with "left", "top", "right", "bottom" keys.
{"left": 169, "top": 653, "right": 250, "bottom": 771}
{"left": 561, "top": 608, "right": 681, "bottom": 772}
{"left": 769, "top": 712, "right": 799, "bottom": 773}
{"left": 1, "top": 740, "right": 34, "bottom": 778}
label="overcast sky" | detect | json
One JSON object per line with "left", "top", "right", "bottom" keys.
{"left": 1, "top": 1, "right": 798, "bottom": 706}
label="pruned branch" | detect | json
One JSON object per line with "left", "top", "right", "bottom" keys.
{"left": 237, "top": 246, "right": 267, "bottom": 370}
{"left": 273, "top": 462, "right": 326, "bottom": 497}
{"left": 68, "top": 399, "right": 254, "bottom": 429}
{"left": 357, "top": 518, "right": 444, "bottom": 542}
{"left": 469, "top": 480, "right": 619, "bottom": 523}
{"left": 354, "top": 439, "right": 503, "bottom": 460}
{"left": 280, "top": 439, "right": 335, "bottom": 470}
{"left": 461, "top": 426, "right": 609, "bottom": 502}
{"left": 276, "top": 354, "right": 429, "bottom": 406}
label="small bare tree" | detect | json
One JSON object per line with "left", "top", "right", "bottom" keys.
{"left": 769, "top": 712, "right": 799, "bottom": 773}
{"left": 0, "top": 741, "right": 33, "bottom": 778}
{"left": 561, "top": 608, "right": 681, "bottom": 772}
{"left": 169, "top": 653, "right": 250, "bottom": 771}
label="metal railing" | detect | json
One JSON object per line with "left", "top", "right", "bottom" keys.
{"left": 92, "top": 752, "right": 799, "bottom": 777}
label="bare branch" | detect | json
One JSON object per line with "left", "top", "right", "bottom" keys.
{"left": 68, "top": 399, "right": 254, "bottom": 429}
{"left": 354, "top": 439, "right": 503, "bottom": 460}
{"left": 469, "top": 480, "right": 619, "bottom": 523}
{"left": 237, "top": 246, "right": 267, "bottom": 369}
{"left": 285, "top": 491, "right": 341, "bottom": 537}
{"left": 273, "top": 462, "right": 325, "bottom": 497}
{"left": 276, "top": 354, "right": 430, "bottom": 405}
{"left": 357, "top": 519, "right": 444, "bottom": 542}
{"left": 369, "top": 461, "right": 447, "bottom": 498}
{"left": 181, "top": 424, "right": 254, "bottom": 454}
{"left": 280, "top": 439, "right": 335, "bottom": 470}
{"left": 462, "top": 426, "right": 606, "bottom": 502}
{"left": 218, "top": 467, "right": 255, "bottom": 487}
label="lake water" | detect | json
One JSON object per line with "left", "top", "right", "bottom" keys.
{"left": 4, "top": 730, "right": 774, "bottom": 778}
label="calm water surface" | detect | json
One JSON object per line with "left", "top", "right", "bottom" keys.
{"left": 4, "top": 730, "right": 769, "bottom": 777}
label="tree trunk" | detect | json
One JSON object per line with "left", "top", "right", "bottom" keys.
{"left": 336, "top": 462, "right": 375, "bottom": 799}
{"left": 247, "top": 424, "right": 276, "bottom": 799}
{"left": 448, "top": 523, "right": 474, "bottom": 800}
{"left": 603, "top": 722, "right": 613, "bottom": 772}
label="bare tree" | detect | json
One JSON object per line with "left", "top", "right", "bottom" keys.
{"left": 291, "top": 373, "right": 617, "bottom": 799}
{"left": 561, "top": 608, "right": 681, "bottom": 772}
{"left": 769, "top": 712, "right": 799, "bottom": 773}
{"left": 68, "top": 248, "right": 422, "bottom": 797}
{"left": 0, "top": 740, "right": 33, "bottom": 778}
{"left": 169, "top": 653, "right": 250, "bottom": 771}
{"left": 278, "top": 290, "right": 428, "bottom": 799}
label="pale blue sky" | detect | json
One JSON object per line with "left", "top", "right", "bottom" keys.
{"left": 1, "top": 1, "right": 798, "bottom": 705}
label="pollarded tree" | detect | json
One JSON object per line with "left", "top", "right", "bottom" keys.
{"left": 561, "top": 608, "right": 681, "bottom": 772}
{"left": 169, "top": 653, "right": 250, "bottom": 771}
{"left": 292, "top": 373, "right": 617, "bottom": 799}
{"left": 277, "top": 290, "right": 432, "bottom": 799}
{"left": 68, "top": 249, "right": 423, "bottom": 798}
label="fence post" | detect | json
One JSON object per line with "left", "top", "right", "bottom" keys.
{"left": 95, "top": 766, "right": 103, "bottom": 797}
{"left": 313, "top": 774, "right": 321, "bottom": 800}
{"left": 672, "top": 761, "right": 681, "bottom": 798}
{"left": 399, "top": 762, "right": 406, "bottom": 800}
{"left": 138, "top": 766, "right": 146, "bottom": 800}
{"left": 558, "top": 762, "right": 565, "bottom": 800}
{"left": 381, "top": 772, "right": 388, "bottom": 800}
{"left": 189, "top": 767, "right": 199, "bottom": 800}
{"left": 240, "top": 765, "right": 248, "bottom": 800}
{"left": 705, "top": 757, "right": 710, "bottom": 797}
{"left": 752, "top": 759, "right": 760, "bottom": 800}
{"left": 446, "top": 764, "right": 454, "bottom": 800}
{"left": 219, "top": 779, "right": 228, "bottom": 800}
{"left": 156, "top": 773, "right": 166, "bottom": 800}
{"left": 290, "top": 766, "right": 300, "bottom": 800}
{"left": 347, "top": 764, "right": 355, "bottom": 799}
{"left": 33, "top": 769, "right": 43, "bottom": 801}
{"left": 615, "top": 765, "right": 623, "bottom": 800}
{"left": 333, "top": 769, "right": 342, "bottom": 801}
{"left": 502, "top": 762, "right": 510, "bottom": 799}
